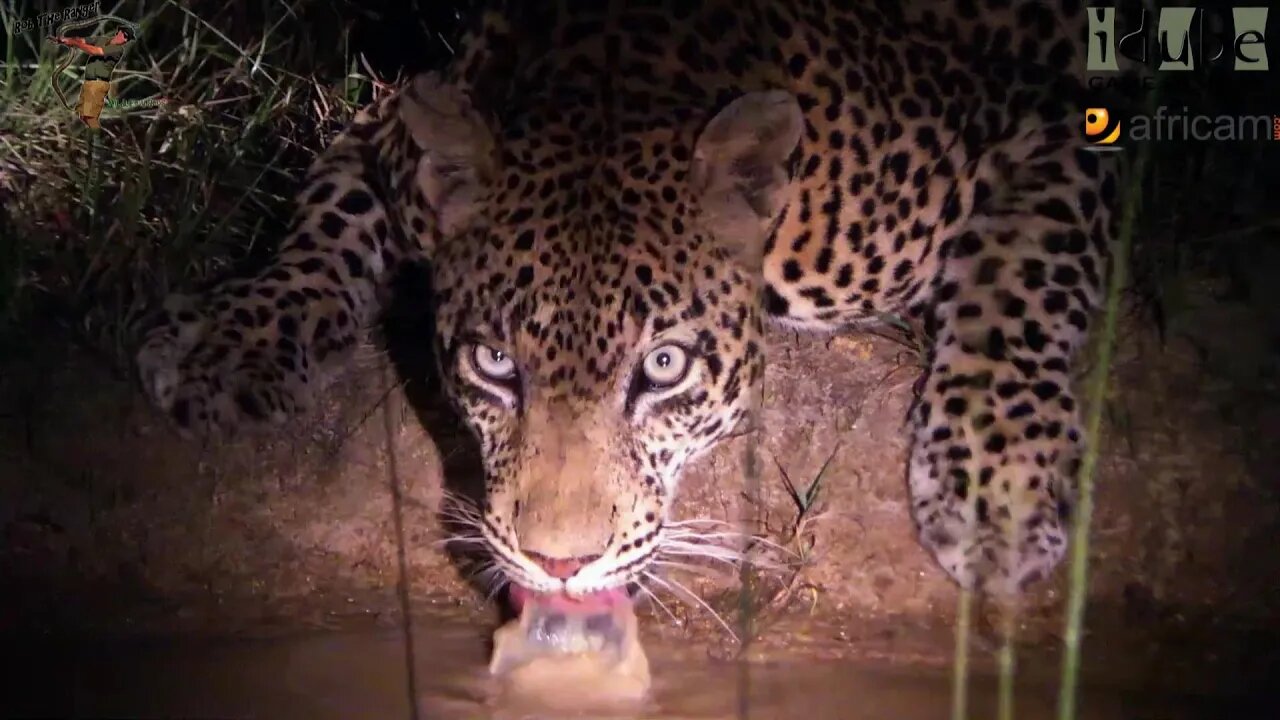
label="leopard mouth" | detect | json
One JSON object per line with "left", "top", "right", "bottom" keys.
{"left": 493, "top": 583, "right": 648, "bottom": 679}
{"left": 507, "top": 584, "right": 633, "bottom": 617}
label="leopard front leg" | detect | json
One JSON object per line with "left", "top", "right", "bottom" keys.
{"left": 136, "top": 138, "right": 404, "bottom": 435}
{"left": 910, "top": 143, "right": 1116, "bottom": 596}
{"left": 136, "top": 73, "right": 495, "bottom": 437}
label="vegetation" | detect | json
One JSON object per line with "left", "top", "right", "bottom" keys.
{"left": 0, "top": 0, "right": 463, "bottom": 361}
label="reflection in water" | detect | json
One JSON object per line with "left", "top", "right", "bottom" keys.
{"left": 4, "top": 615, "right": 1214, "bottom": 720}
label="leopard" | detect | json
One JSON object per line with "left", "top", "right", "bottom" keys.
{"left": 135, "top": 0, "right": 1117, "bottom": 609}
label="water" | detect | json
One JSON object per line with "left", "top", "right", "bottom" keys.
{"left": 2, "top": 616, "right": 1228, "bottom": 719}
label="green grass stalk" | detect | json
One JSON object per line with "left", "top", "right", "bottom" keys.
{"left": 998, "top": 607, "right": 1016, "bottom": 720}
{"left": 950, "top": 587, "right": 972, "bottom": 720}
{"left": 1055, "top": 133, "right": 1155, "bottom": 720}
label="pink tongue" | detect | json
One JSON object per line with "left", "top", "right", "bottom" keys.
{"left": 509, "top": 585, "right": 630, "bottom": 616}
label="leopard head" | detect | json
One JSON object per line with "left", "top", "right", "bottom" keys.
{"left": 401, "top": 73, "right": 802, "bottom": 609}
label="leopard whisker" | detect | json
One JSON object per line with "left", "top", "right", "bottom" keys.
{"left": 438, "top": 512, "right": 484, "bottom": 530}
{"left": 460, "top": 559, "right": 509, "bottom": 603}
{"left": 439, "top": 491, "right": 484, "bottom": 516}
{"left": 642, "top": 570, "right": 738, "bottom": 642}
{"left": 651, "top": 559, "right": 714, "bottom": 572}
{"left": 663, "top": 518, "right": 735, "bottom": 530}
{"left": 632, "top": 580, "right": 682, "bottom": 628}
{"left": 435, "top": 533, "right": 487, "bottom": 549}
{"left": 658, "top": 539, "right": 744, "bottom": 563}
{"left": 650, "top": 558, "right": 740, "bottom": 583}
{"left": 482, "top": 573, "right": 510, "bottom": 604}
{"left": 662, "top": 530, "right": 795, "bottom": 557}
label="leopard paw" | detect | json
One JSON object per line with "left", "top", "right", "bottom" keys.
{"left": 908, "top": 357, "right": 1082, "bottom": 596}
{"left": 135, "top": 277, "right": 357, "bottom": 437}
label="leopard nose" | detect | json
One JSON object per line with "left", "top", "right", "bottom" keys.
{"left": 525, "top": 551, "right": 601, "bottom": 579}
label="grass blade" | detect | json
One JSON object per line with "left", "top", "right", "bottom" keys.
{"left": 1055, "top": 108, "right": 1158, "bottom": 720}
{"left": 998, "top": 607, "right": 1016, "bottom": 720}
{"left": 950, "top": 587, "right": 972, "bottom": 720}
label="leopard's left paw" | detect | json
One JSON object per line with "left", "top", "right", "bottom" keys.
{"left": 908, "top": 355, "right": 1082, "bottom": 596}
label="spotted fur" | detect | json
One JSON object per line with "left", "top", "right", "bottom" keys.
{"left": 136, "top": 0, "right": 1116, "bottom": 598}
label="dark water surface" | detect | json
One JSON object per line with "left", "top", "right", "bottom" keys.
{"left": 2, "top": 614, "right": 1237, "bottom": 719}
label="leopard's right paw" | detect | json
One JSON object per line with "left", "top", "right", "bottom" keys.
{"left": 135, "top": 292, "right": 208, "bottom": 415}
{"left": 135, "top": 279, "right": 354, "bottom": 437}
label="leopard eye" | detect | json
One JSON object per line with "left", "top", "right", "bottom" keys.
{"left": 471, "top": 344, "right": 517, "bottom": 382}
{"left": 641, "top": 344, "right": 690, "bottom": 388}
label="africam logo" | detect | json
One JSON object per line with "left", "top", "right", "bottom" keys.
{"left": 46, "top": 12, "right": 166, "bottom": 129}
{"left": 1084, "top": 108, "right": 1123, "bottom": 152}
{"left": 1086, "top": 106, "right": 1280, "bottom": 151}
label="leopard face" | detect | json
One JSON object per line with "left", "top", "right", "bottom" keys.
{"left": 425, "top": 91, "right": 800, "bottom": 599}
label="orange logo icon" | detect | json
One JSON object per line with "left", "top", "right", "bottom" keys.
{"left": 1084, "top": 108, "right": 1122, "bottom": 151}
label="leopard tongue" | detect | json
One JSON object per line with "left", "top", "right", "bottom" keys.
{"left": 509, "top": 585, "right": 631, "bottom": 616}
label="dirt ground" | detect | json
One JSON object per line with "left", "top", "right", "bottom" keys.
{"left": 1, "top": 273, "right": 1278, "bottom": 702}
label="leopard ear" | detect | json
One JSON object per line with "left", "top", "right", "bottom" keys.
{"left": 691, "top": 90, "right": 803, "bottom": 270}
{"left": 399, "top": 72, "right": 498, "bottom": 236}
